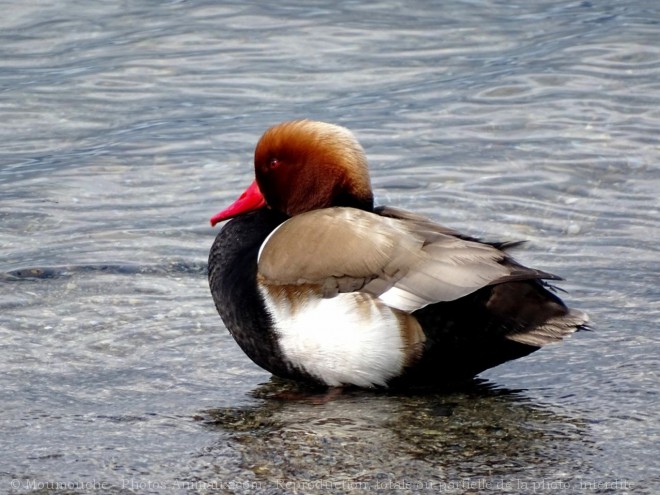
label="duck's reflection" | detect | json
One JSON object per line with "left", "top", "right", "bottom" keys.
{"left": 195, "top": 378, "right": 593, "bottom": 490}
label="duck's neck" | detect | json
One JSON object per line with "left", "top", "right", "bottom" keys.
{"left": 331, "top": 190, "right": 374, "bottom": 212}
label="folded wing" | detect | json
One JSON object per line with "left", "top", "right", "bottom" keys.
{"left": 257, "top": 207, "right": 559, "bottom": 313}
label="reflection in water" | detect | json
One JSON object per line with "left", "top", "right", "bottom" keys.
{"left": 199, "top": 379, "right": 594, "bottom": 493}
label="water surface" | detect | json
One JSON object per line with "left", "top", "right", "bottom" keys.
{"left": 1, "top": 1, "right": 659, "bottom": 494}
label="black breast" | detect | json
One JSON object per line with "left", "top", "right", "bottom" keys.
{"left": 208, "top": 209, "right": 302, "bottom": 380}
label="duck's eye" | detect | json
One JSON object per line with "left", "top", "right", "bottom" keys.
{"left": 268, "top": 158, "right": 281, "bottom": 170}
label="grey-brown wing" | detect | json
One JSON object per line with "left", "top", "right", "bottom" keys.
{"left": 257, "top": 207, "right": 557, "bottom": 312}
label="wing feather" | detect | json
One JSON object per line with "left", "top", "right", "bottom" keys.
{"left": 257, "top": 207, "right": 557, "bottom": 312}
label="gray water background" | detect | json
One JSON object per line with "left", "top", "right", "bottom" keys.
{"left": 1, "top": 1, "right": 658, "bottom": 494}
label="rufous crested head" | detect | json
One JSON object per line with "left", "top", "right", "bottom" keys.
{"left": 253, "top": 120, "right": 374, "bottom": 216}
{"left": 210, "top": 120, "right": 375, "bottom": 226}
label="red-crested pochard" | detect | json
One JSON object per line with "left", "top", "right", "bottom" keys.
{"left": 208, "top": 120, "right": 589, "bottom": 388}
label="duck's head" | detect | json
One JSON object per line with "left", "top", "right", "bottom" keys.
{"left": 211, "top": 120, "right": 374, "bottom": 226}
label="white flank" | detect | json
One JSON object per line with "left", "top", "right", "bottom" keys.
{"left": 260, "top": 289, "right": 406, "bottom": 387}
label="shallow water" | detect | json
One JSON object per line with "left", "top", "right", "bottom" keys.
{"left": 1, "top": 1, "right": 659, "bottom": 494}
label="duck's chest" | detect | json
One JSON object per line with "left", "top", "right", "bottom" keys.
{"left": 208, "top": 210, "right": 295, "bottom": 378}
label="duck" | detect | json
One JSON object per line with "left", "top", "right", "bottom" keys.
{"left": 208, "top": 120, "right": 589, "bottom": 389}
